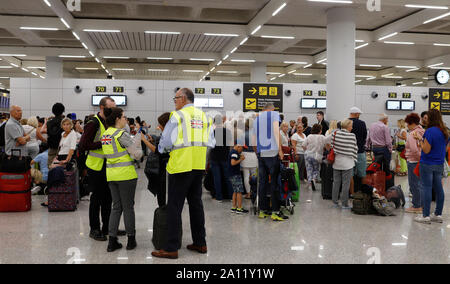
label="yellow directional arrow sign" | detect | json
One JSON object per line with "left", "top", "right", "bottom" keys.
{"left": 434, "top": 92, "right": 441, "bottom": 99}
{"left": 249, "top": 87, "right": 258, "bottom": 95}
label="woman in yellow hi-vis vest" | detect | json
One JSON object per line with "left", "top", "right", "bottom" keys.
{"left": 102, "top": 107, "right": 143, "bottom": 252}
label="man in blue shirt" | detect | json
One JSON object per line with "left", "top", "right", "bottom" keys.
{"left": 252, "top": 103, "right": 288, "bottom": 221}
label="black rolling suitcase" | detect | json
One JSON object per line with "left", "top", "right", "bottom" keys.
{"left": 152, "top": 171, "right": 182, "bottom": 251}
{"left": 320, "top": 162, "right": 333, "bottom": 200}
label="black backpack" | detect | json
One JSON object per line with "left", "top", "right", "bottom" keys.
{"left": 386, "top": 185, "right": 406, "bottom": 209}
{"left": 0, "top": 122, "right": 6, "bottom": 147}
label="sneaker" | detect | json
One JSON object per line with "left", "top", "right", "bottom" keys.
{"left": 271, "top": 212, "right": 288, "bottom": 221}
{"left": 236, "top": 208, "right": 249, "bottom": 214}
{"left": 341, "top": 205, "right": 352, "bottom": 210}
{"left": 217, "top": 200, "right": 223, "bottom": 203}
{"left": 31, "top": 186, "right": 42, "bottom": 195}
{"left": 405, "top": 207, "right": 422, "bottom": 214}
{"left": 258, "top": 211, "right": 270, "bottom": 219}
{"left": 231, "top": 208, "right": 237, "bottom": 213}
{"left": 431, "top": 214, "right": 443, "bottom": 223}
{"left": 414, "top": 215, "right": 431, "bottom": 224}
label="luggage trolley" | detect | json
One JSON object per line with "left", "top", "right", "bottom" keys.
{"left": 280, "top": 148, "right": 296, "bottom": 215}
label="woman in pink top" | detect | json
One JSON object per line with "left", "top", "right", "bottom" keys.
{"left": 404, "top": 113, "right": 425, "bottom": 214}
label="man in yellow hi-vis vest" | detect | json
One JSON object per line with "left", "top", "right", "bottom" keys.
{"left": 152, "top": 88, "right": 215, "bottom": 260}
{"left": 79, "top": 97, "right": 125, "bottom": 241}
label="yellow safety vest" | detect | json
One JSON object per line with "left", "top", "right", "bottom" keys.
{"left": 166, "top": 106, "right": 212, "bottom": 175}
{"left": 101, "top": 127, "right": 138, "bottom": 182}
{"left": 86, "top": 115, "right": 106, "bottom": 171}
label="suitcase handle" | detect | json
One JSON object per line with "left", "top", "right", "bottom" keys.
{"left": 9, "top": 149, "right": 23, "bottom": 159}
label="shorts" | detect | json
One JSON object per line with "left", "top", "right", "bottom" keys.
{"left": 229, "top": 175, "right": 244, "bottom": 194}
{"left": 354, "top": 153, "right": 367, "bottom": 178}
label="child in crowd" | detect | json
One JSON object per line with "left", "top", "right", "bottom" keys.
{"left": 229, "top": 143, "right": 248, "bottom": 214}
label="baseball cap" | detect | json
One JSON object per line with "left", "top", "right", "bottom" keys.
{"left": 350, "top": 107, "right": 362, "bottom": 114}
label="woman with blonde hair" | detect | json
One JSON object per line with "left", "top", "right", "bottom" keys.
{"left": 396, "top": 119, "right": 407, "bottom": 176}
{"left": 325, "top": 120, "right": 338, "bottom": 137}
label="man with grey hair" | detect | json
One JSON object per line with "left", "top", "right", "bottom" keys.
{"left": 349, "top": 107, "right": 367, "bottom": 192}
{"left": 367, "top": 113, "right": 392, "bottom": 174}
{"left": 4, "top": 105, "right": 29, "bottom": 156}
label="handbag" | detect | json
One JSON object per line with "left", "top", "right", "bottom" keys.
{"left": 0, "top": 149, "right": 31, "bottom": 173}
{"left": 414, "top": 162, "right": 420, "bottom": 177}
{"left": 400, "top": 149, "right": 406, "bottom": 160}
{"left": 327, "top": 132, "right": 336, "bottom": 164}
{"left": 396, "top": 144, "right": 406, "bottom": 153}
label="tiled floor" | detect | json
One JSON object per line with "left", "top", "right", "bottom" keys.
{"left": 1, "top": 170, "right": 450, "bottom": 264}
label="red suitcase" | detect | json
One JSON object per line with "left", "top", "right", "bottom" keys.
{"left": 0, "top": 171, "right": 32, "bottom": 212}
{"left": 363, "top": 171, "right": 386, "bottom": 197}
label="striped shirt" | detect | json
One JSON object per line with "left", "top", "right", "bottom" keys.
{"left": 331, "top": 129, "right": 358, "bottom": 170}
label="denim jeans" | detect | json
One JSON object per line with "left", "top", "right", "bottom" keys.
{"left": 407, "top": 162, "right": 421, "bottom": 208}
{"left": 210, "top": 160, "right": 233, "bottom": 201}
{"left": 257, "top": 155, "right": 281, "bottom": 212}
{"left": 419, "top": 163, "right": 445, "bottom": 217}
{"left": 332, "top": 169, "right": 352, "bottom": 207}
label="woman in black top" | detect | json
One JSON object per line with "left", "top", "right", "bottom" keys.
{"left": 302, "top": 117, "right": 312, "bottom": 137}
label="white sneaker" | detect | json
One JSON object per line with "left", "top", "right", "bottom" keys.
{"left": 430, "top": 214, "right": 443, "bottom": 223}
{"left": 31, "top": 186, "right": 42, "bottom": 195}
{"left": 414, "top": 215, "right": 431, "bottom": 224}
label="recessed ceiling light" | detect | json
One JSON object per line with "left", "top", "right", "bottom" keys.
{"left": 304, "top": 64, "right": 312, "bottom": 68}
{"left": 307, "top": 0, "right": 353, "bottom": 4}
{"left": 294, "top": 73, "right": 313, "bottom": 76}
{"left": 75, "top": 67, "right": 99, "bottom": 70}
{"left": 84, "top": 29, "right": 121, "bottom": 33}
{"left": 21, "top": 68, "right": 29, "bottom": 72}
{"left": 204, "top": 33, "right": 239, "bottom": 37}
{"left": 355, "top": 39, "right": 365, "bottom": 43}
{"left": 266, "top": 72, "right": 281, "bottom": 75}
{"left": 272, "top": 3, "right": 287, "bottom": 16}
{"left": 240, "top": 37, "right": 249, "bottom": 45}
{"left": 148, "top": 69, "right": 170, "bottom": 72}
{"left": 112, "top": 68, "right": 134, "bottom": 71}
{"left": 406, "top": 68, "right": 419, "bottom": 72}
{"left": 145, "top": 31, "right": 180, "bottom": 35}
{"left": 190, "top": 58, "right": 215, "bottom": 61}
{"left": 183, "top": 70, "right": 204, "bottom": 73}
{"left": 10, "top": 63, "right": 19, "bottom": 67}
{"left": 355, "top": 43, "right": 369, "bottom": 50}
{"left": 72, "top": 32, "right": 80, "bottom": 40}
{"left": 251, "top": 25, "right": 262, "bottom": 35}
{"left": 0, "top": 54, "right": 27, "bottom": 57}
{"left": 217, "top": 60, "right": 223, "bottom": 66}
{"left": 405, "top": 4, "right": 449, "bottom": 10}
{"left": 428, "top": 62, "right": 444, "bottom": 68}
{"left": 395, "top": 66, "right": 417, "bottom": 69}
{"left": 434, "top": 43, "right": 450, "bottom": 47}
{"left": 230, "top": 47, "right": 238, "bottom": 54}
{"left": 384, "top": 41, "right": 415, "bottom": 45}
{"left": 58, "top": 55, "right": 86, "bottom": 58}
{"left": 356, "top": 75, "right": 374, "bottom": 78}
{"left": 147, "top": 57, "right": 173, "bottom": 60}
{"left": 378, "top": 32, "right": 398, "bottom": 41}
{"left": 0, "top": 66, "right": 13, "bottom": 69}
{"left": 60, "top": 18, "right": 70, "bottom": 29}
{"left": 261, "top": 35, "right": 295, "bottom": 39}
{"left": 423, "top": 12, "right": 450, "bottom": 24}
{"left": 284, "top": 61, "right": 308, "bottom": 65}
{"left": 231, "top": 59, "right": 256, "bottom": 63}
{"left": 317, "top": 58, "right": 327, "bottom": 64}
{"left": 28, "top": 66, "right": 46, "bottom": 69}
{"left": 216, "top": 71, "right": 238, "bottom": 74}
{"left": 360, "top": 64, "right": 382, "bottom": 67}
{"left": 103, "top": 56, "right": 131, "bottom": 59}
{"left": 412, "top": 81, "right": 424, "bottom": 85}
{"left": 355, "top": 80, "right": 362, "bottom": 83}
{"left": 43, "top": 0, "right": 51, "bottom": 7}
{"left": 20, "top": 27, "right": 59, "bottom": 31}
{"left": 89, "top": 51, "right": 95, "bottom": 57}
{"left": 288, "top": 70, "right": 297, "bottom": 74}
{"left": 223, "top": 55, "right": 230, "bottom": 60}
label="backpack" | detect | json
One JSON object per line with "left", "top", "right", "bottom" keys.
{"left": 386, "top": 185, "right": 406, "bottom": 209}
{"left": 0, "top": 122, "right": 6, "bottom": 147}
{"left": 352, "top": 191, "right": 376, "bottom": 215}
{"left": 372, "top": 197, "right": 396, "bottom": 216}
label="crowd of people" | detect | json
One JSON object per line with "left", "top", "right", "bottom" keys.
{"left": 0, "top": 88, "right": 449, "bottom": 259}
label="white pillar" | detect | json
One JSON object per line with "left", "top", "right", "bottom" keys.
{"left": 251, "top": 62, "right": 267, "bottom": 83}
{"left": 45, "top": 56, "right": 63, "bottom": 79}
{"left": 326, "top": 8, "right": 356, "bottom": 121}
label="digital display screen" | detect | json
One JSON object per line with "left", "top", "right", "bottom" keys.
{"left": 208, "top": 98, "right": 224, "bottom": 108}
{"left": 316, "top": 99, "right": 327, "bottom": 109}
{"left": 301, "top": 99, "right": 316, "bottom": 109}
{"left": 401, "top": 101, "right": 415, "bottom": 111}
{"left": 194, "top": 98, "right": 209, "bottom": 108}
{"left": 92, "top": 95, "right": 127, "bottom": 106}
{"left": 386, "top": 100, "right": 401, "bottom": 110}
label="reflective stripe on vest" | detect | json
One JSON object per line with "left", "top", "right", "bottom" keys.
{"left": 101, "top": 128, "right": 137, "bottom": 182}
{"left": 166, "top": 106, "right": 210, "bottom": 174}
{"left": 86, "top": 115, "right": 106, "bottom": 171}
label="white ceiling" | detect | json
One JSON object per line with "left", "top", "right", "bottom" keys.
{"left": 0, "top": 0, "right": 449, "bottom": 90}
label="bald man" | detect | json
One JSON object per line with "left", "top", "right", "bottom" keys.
{"left": 5, "top": 105, "right": 30, "bottom": 156}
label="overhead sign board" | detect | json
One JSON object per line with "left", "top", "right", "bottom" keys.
{"left": 243, "top": 83, "right": 283, "bottom": 112}
{"left": 430, "top": 89, "right": 450, "bottom": 115}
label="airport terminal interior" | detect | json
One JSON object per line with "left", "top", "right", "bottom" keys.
{"left": 1, "top": 0, "right": 450, "bottom": 264}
